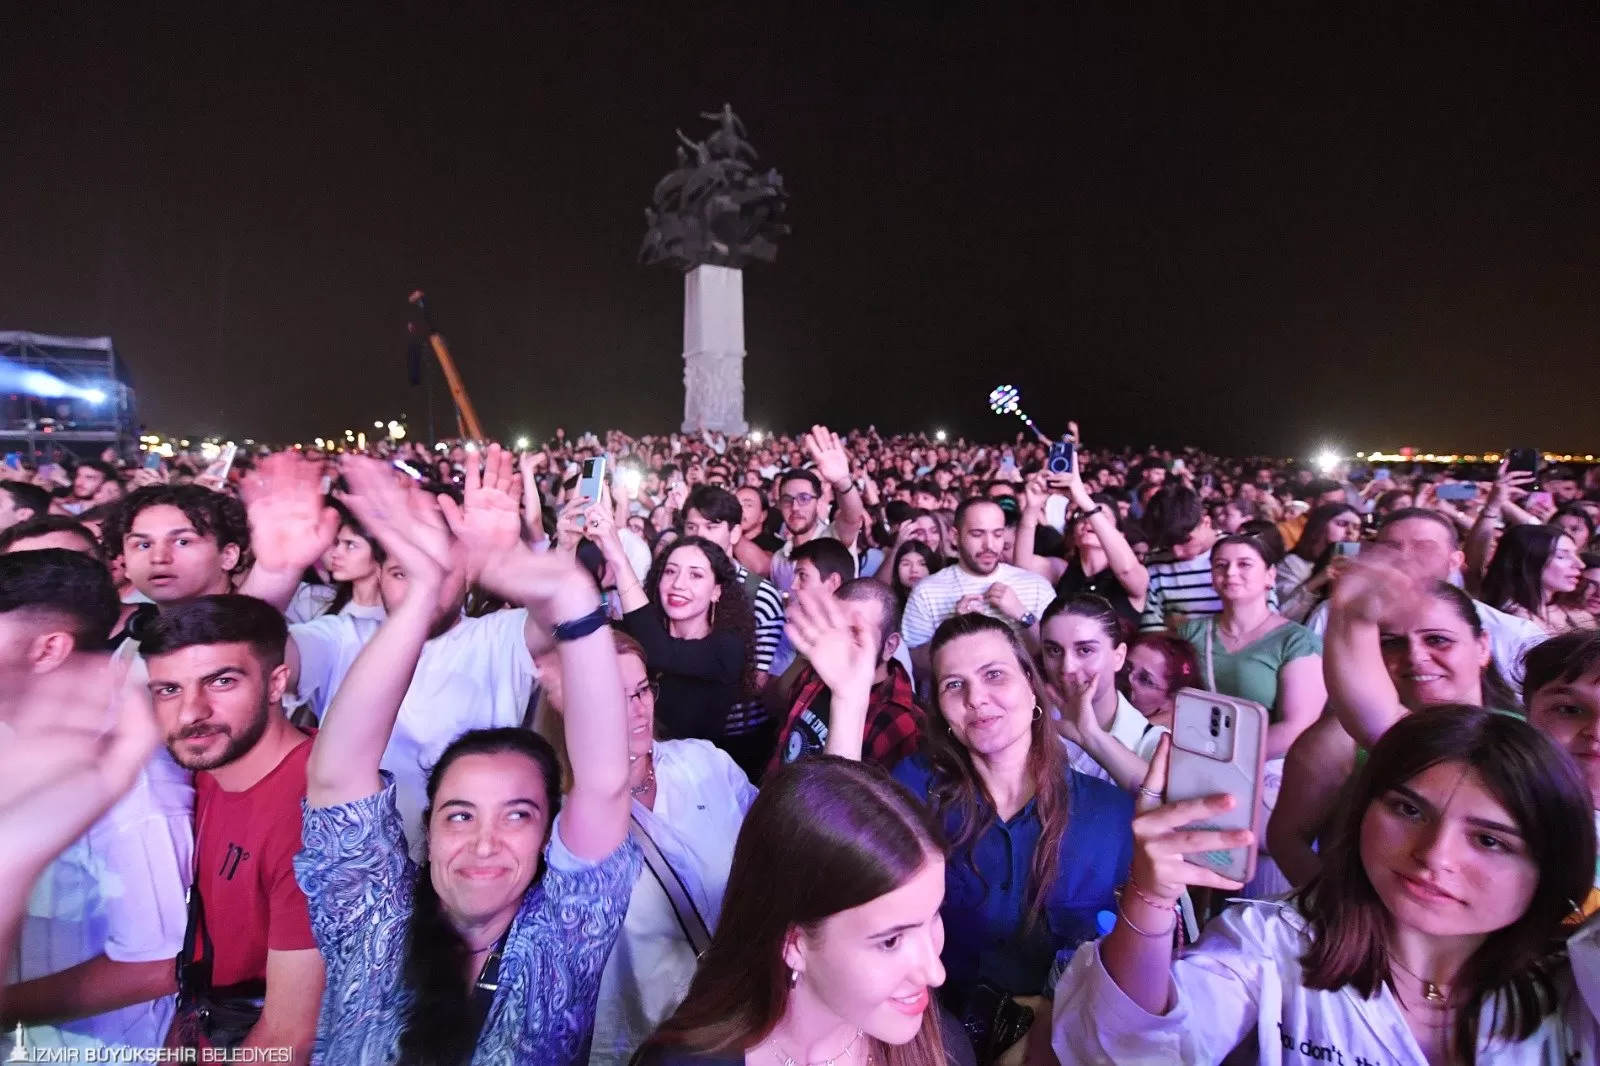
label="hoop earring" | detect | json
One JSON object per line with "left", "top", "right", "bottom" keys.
{"left": 1032, "top": 704, "right": 1043, "bottom": 722}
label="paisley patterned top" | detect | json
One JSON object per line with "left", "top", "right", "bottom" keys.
{"left": 294, "top": 777, "right": 641, "bottom": 1065}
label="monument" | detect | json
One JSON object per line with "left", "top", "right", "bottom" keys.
{"left": 641, "top": 104, "right": 788, "bottom": 434}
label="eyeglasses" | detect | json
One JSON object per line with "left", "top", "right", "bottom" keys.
{"left": 779, "top": 493, "right": 816, "bottom": 508}
{"left": 627, "top": 681, "right": 660, "bottom": 705}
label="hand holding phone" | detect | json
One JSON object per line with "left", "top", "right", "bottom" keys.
{"left": 574, "top": 457, "right": 607, "bottom": 530}
{"left": 1161, "top": 689, "right": 1267, "bottom": 884}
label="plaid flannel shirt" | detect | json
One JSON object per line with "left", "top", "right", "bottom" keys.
{"left": 769, "top": 657, "right": 925, "bottom": 776}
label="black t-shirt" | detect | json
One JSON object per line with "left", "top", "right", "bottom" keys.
{"left": 753, "top": 530, "right": 785, "bottom": 554}
{"left": 1055, "top": 558, "right": 1139, "bottom": 628}
{"left": 779, "top": 685, "right": 831, "bottom": 764}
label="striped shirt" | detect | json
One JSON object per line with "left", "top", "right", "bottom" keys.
{"left": 726, "top": 563, "right": 785, "bottom": 735}
{"left": 1137, "top": 550, "right": 1224, "bottom": 632}
{"left": 901, "top": 562, "right": 1057, "bottom": 648}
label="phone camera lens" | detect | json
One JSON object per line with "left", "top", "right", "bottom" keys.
{"left": 1210, "top": 724, "right": 1219, "bottom": 737}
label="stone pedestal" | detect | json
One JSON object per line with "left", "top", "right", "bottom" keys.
{"left": 680, "top": 264, "right": 749, "bottom": 435}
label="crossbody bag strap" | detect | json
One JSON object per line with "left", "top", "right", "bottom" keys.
{"left": 1204, "top": 618, "right": 1218, "bottom": 693}
{"left": 630, "top": 813, "right": 712, "bottom": 956}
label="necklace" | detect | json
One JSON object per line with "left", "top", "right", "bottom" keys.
{"left": 1389, "top": 954, "right": 1449, "bottom": 1005}
{"left": 767, "top": 1029, "right": 865, "bottom": 1066}
{"left": 1217, "top": 611, "right": 1275, "bottom": 645}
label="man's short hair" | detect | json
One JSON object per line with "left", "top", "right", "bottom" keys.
{"left": 1303, "top": 478, "right": 1343, "bottom": 501}
{"left": 1377, "top": 507, "right": 1461, "bottom": 549}
{"left": 102, "top": 484, "right": 250, "bottom": 562}
{"left": 792, "top": 537, "right": 856, "bottom": 584}
{"left": 684, "top": 485, "right": 742, "bottom": 528}
{"left": 953, "top": 496, "right": 1004, "bottom": 532}
{"left": 76, "top": 459, "right": 117, "bottom": 481}
{"left": 0, "top": 516, "right": 105, "bottom": 559}
{"left": 0, "top": 548, "right": 119, "bottom": 650}
{"left": 779, "top": 468, "right": 823, "bottom": 496}
{"left": 1523, "top": 628, "right": 1600, "bottom": 707}
{"left": 838, "top": 578, "right": 900, "bottom": 648}
{"left": 1140, "top": 484, "right": 1204, "bottom": 552}
{"left": 141, "top": 594, "right": 289, "bottom": 670}
{"left": 0, "top": 481, "right": 52, "bottom": 521}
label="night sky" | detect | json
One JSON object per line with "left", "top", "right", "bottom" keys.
{"left": 2, "top": 6, "right": 1596, "bottom": 457}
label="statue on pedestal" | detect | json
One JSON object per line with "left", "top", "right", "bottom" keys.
{"left": 641, "top": 105, "right": 788, "bottom": 434}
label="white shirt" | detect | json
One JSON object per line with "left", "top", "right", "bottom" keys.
{"left": 1054, "top": 898, "right": 1599, "bottom": 1065}
{"left": 1304, "top": 595, "right": 1545, "bottom": 700}
{"left": 900, "top": 562, "right": 1056, "bottom": 648}
{"left": 1062, "top": 692, "right": 1167, "bottom": 785}
{"left": 7, "top": 748, "right": 193, "bottom": 1051}
{"left": 293, "top": 608, "right": 536, "bottom": 850}
{"left": 588, "top": 740, "right": 757, "bottom": 1066}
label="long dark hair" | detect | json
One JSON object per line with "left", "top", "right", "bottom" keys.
{"left": 638, "top": 758, "right": 951, "bottom": 1066}
{"left": 1294, "top": 503, "right": 1359, "bottom": 563}
{"left": 1483, "top": 525, "right": 1569, "bottom": 615}
{"left": 1298, "top": 706, "right": 1594, "bottom": 1064}
{"left": 396, "top": 728, "right": 564, "bottom": 1066}
{"left": 643, "top": 535, "right": 757, "bottom": 697}
{"left": 325, "top": 501, "right": 386, "bottom": 617}
{"left": 926, "top": 612, "right": 1070, "bottom": 921}
{"left": 891, "top": 539, "right": 943, "bottom": 608}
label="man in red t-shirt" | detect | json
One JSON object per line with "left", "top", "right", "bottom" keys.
{"left": 144, "top": 594, "right": 323, "bottom": 1056}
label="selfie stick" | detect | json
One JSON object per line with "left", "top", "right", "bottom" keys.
{"left": 988, "top": 385, "right": 1049, "bottom": 443}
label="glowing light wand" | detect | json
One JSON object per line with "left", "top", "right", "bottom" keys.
{"left": 988, "top": 385, "right": 1049, "bottom": 442}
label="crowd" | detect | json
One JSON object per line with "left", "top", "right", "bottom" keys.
{"left": 3, "top": 423, "right": 1600, "bottom": 1065}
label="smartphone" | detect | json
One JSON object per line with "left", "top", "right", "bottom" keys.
{"left": 1434, "top": 482, "right": 1478, "bottom": 502}
{"left": 1506, "top": 447, "right": 1541, "bottom": 476}
{"left": 1171, "top": 457, "right": 1188, "bottom": 475}
{"left": 143, "top": 452, "right": 162, "bottom": 471}
{"left": 574, "top": 456, "right": 607, "bottom": 529}
{"left": 3, "top": 453, "right": 21, "bottom": 471}
{"left": 1373, "top": 468, "right": 1391, "bottom": 481}
{"left": 393, "top": 458, "right": 425, "bottom": 482}
{"left": 1166, "top": 688, "right": 1267, "bottom": 883}
{"left": 1046, "top": 439, "right": 1076, "bottom": 475}
{"left": 1334, "top": 540, "right": 1362, "bottom": 559}
{"left": 203, "top": 443, "right": 238, "bottom": 483}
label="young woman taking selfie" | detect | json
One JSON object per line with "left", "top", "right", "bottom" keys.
{"left": 1054, "top": 707, "right": 1599, "bottom": 1064}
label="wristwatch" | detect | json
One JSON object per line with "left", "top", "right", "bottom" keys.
{"left": 1020, "top": 611, "right": 1038, "bottom": 627}
{"left": 553, "top": 604, "right": 609, "bottom": 643}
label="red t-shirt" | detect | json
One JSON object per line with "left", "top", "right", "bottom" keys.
{"left": 193, "top": 730, "right": 318, "bottom": 989}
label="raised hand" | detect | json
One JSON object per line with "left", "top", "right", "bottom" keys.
{"left": 340, "top": 457, "right": 453, "bottom": 598}
{"left": 804, "top": 425, "right": 851, "bottom": 489}
{"left": 1488, "top": 460, "right": 1537, "bottom": 508}
{"left": 786, "top": 584, "right": 877, "bottom": 703}
{"left": 1328, "top": 548, "right": 1419, "bottom": 625}
{"left": 1, "top": 655, "right": 159, "bottom": 899}
{"left": 1022, "top": 473, "right": 1050, "bottom": 518}
{"left": 240, "top": 450, "right": 340, "bottom": 576}
{"left": 1129, "top": 737, "right": 1251, "bottom": 902}
{"left": 438, "top": 443, "right": 521, "bottom": 580}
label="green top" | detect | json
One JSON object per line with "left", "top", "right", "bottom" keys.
{"left": 1177, "top": 616, "right": 1323, "bottom": 723}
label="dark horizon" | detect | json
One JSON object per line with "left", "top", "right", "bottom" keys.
{"left": 2, "top": 5, "right": 1596, "bottom": 458}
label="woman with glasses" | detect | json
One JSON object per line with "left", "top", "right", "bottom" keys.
{"left": 537, "top": 631, "right": 757, "bottom": 1066}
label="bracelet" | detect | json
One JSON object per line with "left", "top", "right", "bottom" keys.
{"left": 1118, "top": 898, "right": 1178, "bottom": 939}
{"left": 1123, "top": 880, "right": 1179, "bottom": 911}
{"left": 1079, "top": 504, "right": 1105, "bottom": 520}
{"left": 553, "top": 604, "right": 609, "bottom": 643}
{"left": 1136, "top": 786, "right": 1163, "bottom": 802}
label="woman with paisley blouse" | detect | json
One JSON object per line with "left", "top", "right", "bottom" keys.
{"left": 292, "top": 456, "right": 640, "bottom": 1065}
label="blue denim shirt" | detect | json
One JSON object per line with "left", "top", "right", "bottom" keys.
{"left": 293, "top": 776, "right": 641, "bottom": 1065}
{"left": 891, "top": 755, "right": 1134, "bottom": 1008}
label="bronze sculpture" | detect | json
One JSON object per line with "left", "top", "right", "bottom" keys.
{"left": 640, "top": 104, "right": 789, "bottom": 270}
